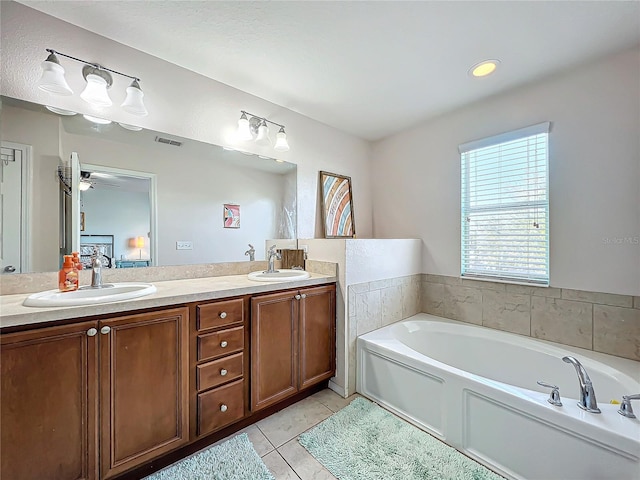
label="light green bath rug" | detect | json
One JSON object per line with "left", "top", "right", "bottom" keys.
{"left": 144, "top": 433, "right": 274, "bottom": 480}
{"left": 299, "top": 397, "right": 504, "bottom": 480}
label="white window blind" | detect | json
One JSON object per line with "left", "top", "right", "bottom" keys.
{"left": 460, "top": 122, "right": 550, "bottom": 285}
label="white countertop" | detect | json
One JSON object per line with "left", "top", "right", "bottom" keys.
{"left": 0, "top": 272, "right": 336, "bottom": 329}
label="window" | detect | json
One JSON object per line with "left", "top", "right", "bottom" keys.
{"left": 459, "top": 122, "right": 550, "bottom": 285}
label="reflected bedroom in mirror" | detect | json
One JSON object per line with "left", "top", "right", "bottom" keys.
{"left": 0, "top": 96, "right": 297, "bottom": 275}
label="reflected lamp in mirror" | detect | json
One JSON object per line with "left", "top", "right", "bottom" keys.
{"left": 236, "top": 110, "right": 290, "bottom": 152}
{"left": 129, "top": 236, "right": 145, "bottom": 259}
{"left": 37, "top": 49, "right": 148, "bottom": 117}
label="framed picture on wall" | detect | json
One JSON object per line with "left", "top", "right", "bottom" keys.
{"left": 223, "top": 204, "right": 240, "bottom": 228}
{"left": 80, "top": 211, "right": 85, "bottom": 231}
{"left": 319, "top": 171, "right": 355, "bottom": 238}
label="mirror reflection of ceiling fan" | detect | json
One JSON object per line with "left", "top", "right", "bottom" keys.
{"left": 79, "top": 171, "right": 122, "bottom": 191}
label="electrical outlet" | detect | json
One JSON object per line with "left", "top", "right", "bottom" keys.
{"left": 176, "top": 241, "right": 193, "bottom": 250}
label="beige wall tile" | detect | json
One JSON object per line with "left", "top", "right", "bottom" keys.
{"left": 422, "top": 281, "right": 445, "bottom": 316}
{"left": 482, "top": 291, "right": 531, "bottom": 335}
{"left": 443, "top": 285, "right": 482, "bottom": 325}
{"left": 349, "top": 282, "right": 370, "bottom": 294}
{"left": 381, "top": 285, "right": 403, "bottom": 326}
{"left": 461, "top": 279, "right": 506, "bottom": 291}
{"left": 355, "top": 289, "right": 382, "bottom": 336}
{"left": 593, "top": 305, "right": 640, "bottom": 361}
{"left": 506, "top": 284, "right": 561, "bottom": 298}
{"left": 531, "top": 297, "right": 593, "bottom": 349}
{"left": 424, "top": 274, "right": 461, "bottom": 285}
{"left": 401, "top": 279, "right": 421, "bottom": 319}
{"left": 561, "top": 289, "right": 632, "bottom": 308}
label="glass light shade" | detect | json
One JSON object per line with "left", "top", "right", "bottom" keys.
{"left": 255, "top": 122, "right": 271, "bottom": 146}
{"left": 45, "top": 105, "right": 77, "bottom": 116}
{"left": 237, "top": 115, "right": 253, "bottom": 141}
{"left": 78, "top": 180, "right": 92, "bottom": 191}
{"left": 121, "top": 81, "right": 148, "bottom": 116}
{"left": 38, "top": 59, "right": 73, "bottom": 96}
{"left": 82, "top": 114, "right": 112, "bottom": 125}
{"left": 135, "top": 236, "right": 145, "bottom": 248}
{"left": 273, "top": 128, "right": 290, "bottom": 152}
{"left": 80, "top": 73, "right": 113, "bottom": 107}
{"left": 118, "top": 123, "right": 143, "bottom": 131}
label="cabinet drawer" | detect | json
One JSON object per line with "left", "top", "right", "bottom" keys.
{"left": 197, "top": 326, "right": 244, "bottom": 361}
{"left": 197, "top": 379, "right": 244, "bottom": 436}
{"left": 197, "top": 298, "right": 244, "bottom": 331}
{"left": 197, "top": 352, "right": 243, "bottom": 391}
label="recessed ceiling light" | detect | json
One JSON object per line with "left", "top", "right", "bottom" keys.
{"left": 83, "top": 114, "right": 111, "bottom": 125}
{"left": 469, "top": 60, "right": 500, "bottom": 78}
{"left": 118, "top": 122, "right": 143, "bottom": 131}
{"left": 45, "top": 105, "right": 77, "bottom": 116}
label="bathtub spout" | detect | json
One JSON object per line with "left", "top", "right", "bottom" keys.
{"left": 562, "top": 356, "right": 601, "bottom": 413}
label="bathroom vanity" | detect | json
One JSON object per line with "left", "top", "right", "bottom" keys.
{"left": 0, "top": 274, "right": 336, "bottom": 480}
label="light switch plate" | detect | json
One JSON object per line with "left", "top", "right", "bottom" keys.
{"left": 176, "top": 241, "right": 193, "bottom": 250}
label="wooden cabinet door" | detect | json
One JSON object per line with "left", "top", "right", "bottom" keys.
{"left": 251, "top": 291, "right": 299, "bottom": 411}
{"left": 99, "top": 307, "right": 189, "bottom": 479}
{"left": 299, "top": 285, "right": 336, "bottom": 390}
{"left": 1, "top": 321, "right": 98, "bottom": 480}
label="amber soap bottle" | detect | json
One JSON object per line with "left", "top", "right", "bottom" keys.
{"left": 59, "top": 255, "right": 79, "bottom": 292}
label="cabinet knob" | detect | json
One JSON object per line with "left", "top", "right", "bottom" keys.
{"left": 219, "top": 311, "right": 227, "bottom": 319}
{"left": 87, "top": 328, "right": 98, "bottom": 337}
{"left": 220, "top": 404, "right": 228, "bottom": 412}
{"left": 100, "top": 326, "right": 111, "bottom": 335}
{"left": 295, "top": 294, "right": 301, "bottom": 300}
{"left": 220, "top": 368, "right": 228, "bottom": 376}
{"left": 301, "top": 294, "right": 307, "bottom": 299}
{"left": 220, "top": 341, "right": 228, "bottom": 348}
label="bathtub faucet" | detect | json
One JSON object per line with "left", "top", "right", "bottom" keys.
{"left": 562, "top": 356, "right": 601, "bottom": 413}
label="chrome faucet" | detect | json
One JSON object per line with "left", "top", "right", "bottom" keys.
{"left": 266, "top": 245, "right": 281, "bottom": 273}
{"left": 244, "top": 244, "right": 255, "bottom": 261}
{"left": 562, "top": 356, "right": 601, "bottom": 413}
{"left": 91, "top": 247, "right": 103, "bottom": 288}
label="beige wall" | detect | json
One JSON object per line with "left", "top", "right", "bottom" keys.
{"left": 371, "top": 47, "right": 640, "bottom": 296}
{"left": 1, "top": 1, "right": 373, "bottom": 242}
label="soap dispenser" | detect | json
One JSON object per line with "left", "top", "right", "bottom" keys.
{"left": 59, "top": 255, "right": 79, "bottom": 292}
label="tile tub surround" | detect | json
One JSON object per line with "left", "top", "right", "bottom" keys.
{"left": 347, "top": 274, "right": 422, "bottom": 393}
{"left": 0, "top": 260, "right": 338, "bottom": 296}
{"left": 422, "top": 274, "right": 640, "bottom": 362}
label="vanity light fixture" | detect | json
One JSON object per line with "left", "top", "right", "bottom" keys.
{"left": 83, "top": 114, "right": 112, "bottom": 125}
{"left": 37, "top": 49, "right": 148, "bottom": 116}
{"left": 236, "top": 110, "right": 290, "bottom": 152}
{"left": 469, "top": 59, "right": 500, "bottom": 78}
{"left": 45, "top": 105, "right": 77, "bottom": 116}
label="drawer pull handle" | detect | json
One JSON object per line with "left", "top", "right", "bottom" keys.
{"left": 295, "top": 294, "right": 301, "bottom": 300}
{"left": 100, "top": 326, "right": 111, "bottom": 335}
{"left": 87, "top": 328, "right": 98, "bottom": 337}
{"left": 219, "top": 312, "right": 227, "bottom": 319}
{"left": 220, "top": 404, "right": 228, "bottom": 412}
{"left": 220, "top": 369, "right": 228, "bottom": 376}
{"left": 220, "top": 341, "right": 228, "bottom": 348}
{"left": 301, "top": 294, "right": 307, "bottom": 299}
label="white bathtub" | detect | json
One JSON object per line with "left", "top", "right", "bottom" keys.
{"left": 356, "top": 313, "right": 640, "bottom": 480}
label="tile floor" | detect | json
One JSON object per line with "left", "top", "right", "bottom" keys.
{"left": 213, "top": 389, "right": 360, "bottom": 480}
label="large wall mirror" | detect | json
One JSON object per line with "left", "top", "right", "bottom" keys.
{"left": 0, "top": 96, "right": 297, "bottom": 274}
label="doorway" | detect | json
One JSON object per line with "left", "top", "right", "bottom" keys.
{"left": 78, "top": 163, "right": 157, "bottom": 267}
{"left": 0, "top": 141, "right": 31, "bottom": 274}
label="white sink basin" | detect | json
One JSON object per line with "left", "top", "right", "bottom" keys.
{"left": 23, "top": 282, "right": 157, "bottom": 307}
{"left": 248, "top": 269, "right": 310, "bottom": 282}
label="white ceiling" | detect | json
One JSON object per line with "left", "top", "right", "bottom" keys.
{"left": 20, "top": 1, "right": 640, "bottom": 141}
